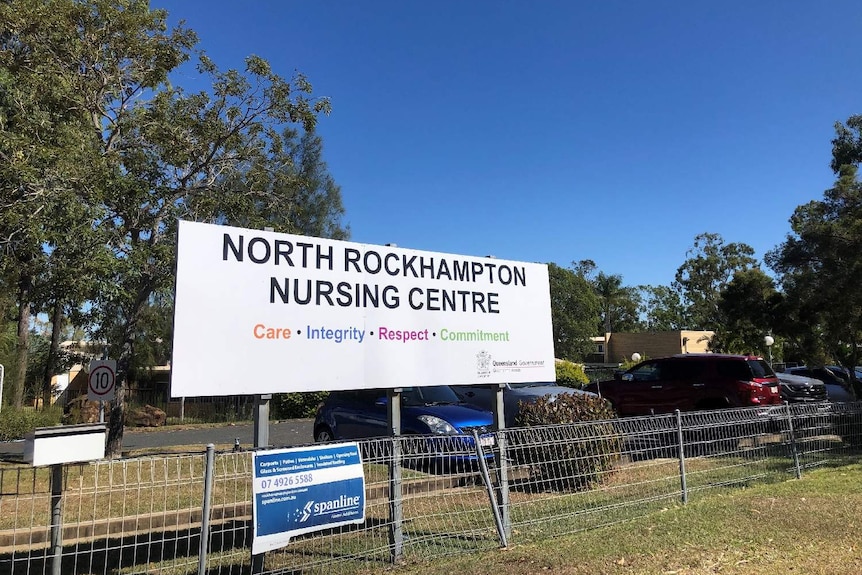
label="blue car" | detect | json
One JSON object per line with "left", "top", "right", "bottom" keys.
{"left": 313, "top": 385, "right": 495, "bottom": 461}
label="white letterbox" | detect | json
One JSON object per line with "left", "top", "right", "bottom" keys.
{"left": 24, "top": 423, "right": 106, "bottom": 466}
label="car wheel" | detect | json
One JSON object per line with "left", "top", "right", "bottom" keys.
{"left": 315, "top": 426, "right": 334, "bottom": 443}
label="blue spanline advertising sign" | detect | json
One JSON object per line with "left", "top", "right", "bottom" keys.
{"left": 252, "top": 442, "right": 366, "bottom": 554}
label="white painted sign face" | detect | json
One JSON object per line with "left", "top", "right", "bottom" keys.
{"left": 171, "top": 220, "right": 555, "bottom": 397}
{"left": 87, "top": 360, "right": 116, "bottom": 401}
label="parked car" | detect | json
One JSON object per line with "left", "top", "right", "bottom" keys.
{"left": 775, "top": 372, "right": 828, "bottom": 403}
{"left": 583, "top": 354, "right": 781, "bottom": 417}
{"left": 313, "top": 385, "right": 495, "bottom": 462}
{"left": 452, "top": 382, "right": 598, "bottom": 427}
{"left": 783, "top": 366, "right": 855, "bottom": 402}
{"left": 827, "top": 366, "right": 862, "bottom": 394}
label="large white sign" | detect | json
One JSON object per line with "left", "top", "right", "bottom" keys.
{"left": 171, "top": 220, "right": 555, "bottom": 397}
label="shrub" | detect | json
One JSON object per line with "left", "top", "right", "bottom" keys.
{"left": 272, "top": 391, "right": 330, "bottom": 419}
{"left": 511, "top": 393, "right": 621, "bottom": 492}
{"left": 62, "top": 395, "right": 101, "bottom": 425}
{"left": 555, "top": 360, "right": 589, "bottom": 388}
{"left": 0, "top": 407, "right": 64, "bottom": 441}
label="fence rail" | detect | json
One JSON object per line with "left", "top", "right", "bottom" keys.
{"left": 1, "top": 402, "right": 860, "bottom": 575}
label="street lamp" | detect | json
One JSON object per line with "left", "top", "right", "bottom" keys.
{"left": 631, "top": 353, "right": 641, "bottom": 363}
{"left": 764, "top": 335, "right": 775, "bottom": 366}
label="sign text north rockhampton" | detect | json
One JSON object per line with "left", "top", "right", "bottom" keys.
{"left": 223, "top": 233, "right": 531, "bottom": 314}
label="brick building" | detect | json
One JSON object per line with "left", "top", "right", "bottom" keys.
{"left": 590, "top": 330, "right": 715, "bottom": 364}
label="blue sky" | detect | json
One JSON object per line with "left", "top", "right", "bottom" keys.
{"left": 157, "top": 0, "right": 862, "bottom": 289}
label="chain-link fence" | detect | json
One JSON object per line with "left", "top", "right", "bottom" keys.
{"left": 1, "top": 402, "right": 860, "bottom": 575}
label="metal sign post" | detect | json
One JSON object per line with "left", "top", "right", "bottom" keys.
{"left": 88, "top": 361, "right": 116, "bottom": 424}
{"left": 50, "top": 464, "right": 63, "bottom": 575}
{"left": 493, "top": 383, "right": 511, "bottom": 540}
{"left": 387, "top": 388, "right": 403, "bottom": 562}
{"left": 250, "top": 227, "right": 275, "bottom": 575}
{"left": 253, "top": 394, "right": 271, "bottom": 449}
{"left": 251, "top": 393, "right": 271, "bottom": 574}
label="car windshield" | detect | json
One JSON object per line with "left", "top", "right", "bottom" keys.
{"left": 401, "top": 385, "right": 461, "bottom": 406}
{"left": 747, "top": 359, "right": 776, "bottom": 378}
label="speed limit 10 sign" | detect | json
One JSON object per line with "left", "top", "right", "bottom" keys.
{"left": 88, "top": 360, "right": 117, "bottom": 401}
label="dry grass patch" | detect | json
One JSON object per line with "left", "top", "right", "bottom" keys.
{"left": 390, "top": 462, "right": 862, "bottom": 575}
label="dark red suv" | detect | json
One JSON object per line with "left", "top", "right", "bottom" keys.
{"left": 584, "top": 354, "right": 781, "bottom": 416}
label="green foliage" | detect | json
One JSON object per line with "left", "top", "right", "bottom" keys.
{"left": 547, "top": 262, "right": 601, "bottom": 361}
{"left": 555, "top": 360, "right": 589, "bottom": 388}
{"left": 618, "top": 354, "right": 648, "bottom": 371}
{"left": 591, "top": 271, "right": 643, "bottom": 333}
{"left": 0, "top": 406, "right": 63, "bottom": 441}
{"left": 512, "top": 394, "right": 621, "bottom": 492}
{"left": 639, "top": 284, "right": 686, "bottom": 331}
{"left": 1, "top": 0, "right": 348, "bottom": 452}
{"left": 0, "top": 303, "right": 16, "bottom": 409}
{"left": 831, "top": 115, "right": 862, "bottom": 172}
{"left": 675, "top": 233, "right": 758, "bottom": 330}
{"left": 767, "top": 163, "right": 862, "bottom": 386}
{"left": 273, "top": 391, "right": 329, "bottom": 419}
{"left": 713, "top": 269, "right": 781, "bottom": 355}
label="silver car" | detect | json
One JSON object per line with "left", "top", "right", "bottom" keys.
{"left": 783, "top": 367, "right": 855, "bottom": 402}
{"left": 776, "top": 372, "right": 828, "bottom": 403}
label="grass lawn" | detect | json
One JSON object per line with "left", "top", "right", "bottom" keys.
{"left": 390, "top": 461, "right": 862, "bottom": 575}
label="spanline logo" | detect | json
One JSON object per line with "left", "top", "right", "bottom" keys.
{"left": 293, "top": 495, "right": 362, "bottom": 524}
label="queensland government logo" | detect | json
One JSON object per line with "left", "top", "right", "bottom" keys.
{"left": 476, "top": 350, "right": 491, "bottom": 378}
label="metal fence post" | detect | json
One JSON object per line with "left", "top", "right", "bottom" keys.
{"left": 472, "top": 430, "right": 507, "bottom": 547}
{"left": 387, "top": 388, "right": 404, "bottom": 563}
{"left": 50, "top": 463, "right": 64, "bottom": 575}
{"left": 675, "top": 410, "right": 688, "bottom": 505}
{"left": 198, "top": 444, "right": 215, "bottom": 575}
{"left": 785, "top": 402, "right": 802, "bottom": 479}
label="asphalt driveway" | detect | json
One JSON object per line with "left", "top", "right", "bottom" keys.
{"left": 0, "top": 418, "right": 315, "bottom": 461}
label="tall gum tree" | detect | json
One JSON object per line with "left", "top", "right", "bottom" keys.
{"left": 713, "top": 268, "right": 780, "bottom": 355}
{"left": 767, "top": 164, "right": 862, "bottom": 397}
{"left": 2, "top": 0, "right": 346, "bottom": 455}
{"left": 674, "top": 233, "right": 757, "bottom": 330}
{"left": 638, "top": 285, "right": 686, "bottom": 332}
{"left": 547, "top": 263, "right": 600, "bottom": 361}
{"left": 1, "top": 0, "right": 107, "bottom": 407}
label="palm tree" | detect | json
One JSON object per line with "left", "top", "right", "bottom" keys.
{"left": 594, "top": 272, "right": 641, "bottom": 333}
